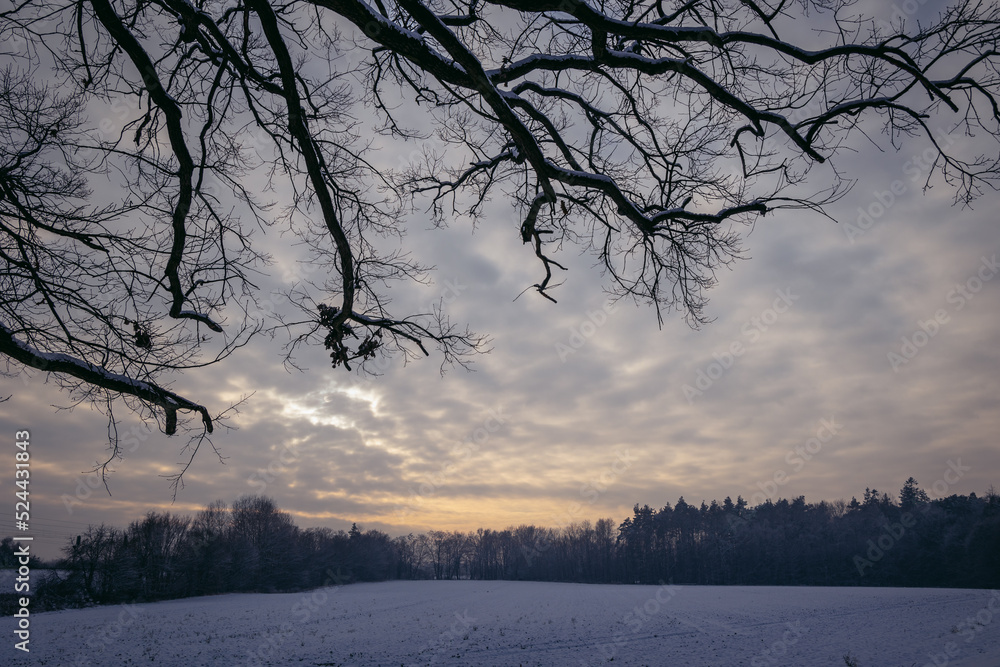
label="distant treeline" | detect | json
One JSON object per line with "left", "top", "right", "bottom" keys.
{"left": 5, "top": 478, "right": 998, "bottom": 609}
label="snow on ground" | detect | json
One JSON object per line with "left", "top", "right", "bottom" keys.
{"left": 14, "top": 581, "right": 1000, "bottom": 667}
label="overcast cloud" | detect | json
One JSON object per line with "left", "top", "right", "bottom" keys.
{"left": 1, "top": 2, "right": 998, "bottom": 561}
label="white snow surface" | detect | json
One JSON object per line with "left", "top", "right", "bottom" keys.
{"left": 19, "top": 581, "right": 1000, "bottom": 666}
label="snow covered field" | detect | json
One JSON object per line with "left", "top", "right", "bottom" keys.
{"left": 16, "top": 581, "right": 1000, "bottom": 667}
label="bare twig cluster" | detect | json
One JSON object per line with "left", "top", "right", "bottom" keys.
{"left": 0, "top": 0, "right": 997, "bottom": 466}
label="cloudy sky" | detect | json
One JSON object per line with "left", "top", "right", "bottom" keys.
{"left": 2, "top": 3, "right": 999, "bottom": 561}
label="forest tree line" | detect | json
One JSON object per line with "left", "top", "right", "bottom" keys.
{"left": 6, "top": 478, "right": 999, "bottom": 609}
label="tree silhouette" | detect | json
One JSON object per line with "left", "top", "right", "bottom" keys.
{"left": 899, "top": 477, "right": 931, "bottom": 509}
{"left": 2, "top": 0, "right": 999, "bottom": 460}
